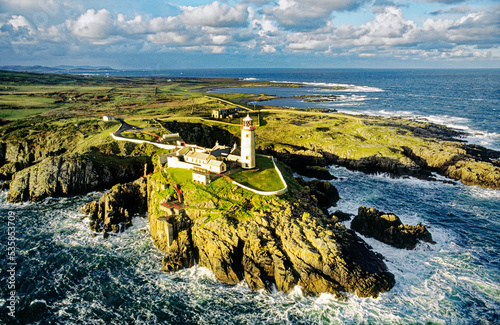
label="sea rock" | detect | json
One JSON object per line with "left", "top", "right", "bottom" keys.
{"left": 296, "top": 178, "right": 340, "bottom": 214}
{"left": 331, "top": 210, "right": 353, "bottom": 222}
{"left": 148, "top": 176, "right": 395, "bottom": 298}
{"left": 351, "top": 206, "right": 435, "bottom": 249}
{"left": 7, "top": 153, "right": 151, "bottom": 203}
{"left": 82, "top": 177, "right": 148, "bottom": 234}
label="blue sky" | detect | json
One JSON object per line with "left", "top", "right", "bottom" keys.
{"left": 0, "top": 0, "right": 499, "bottom": 69}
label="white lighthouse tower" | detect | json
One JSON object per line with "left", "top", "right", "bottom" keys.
{"left": 240, "top": 114, "right": 256, "bottom": 169}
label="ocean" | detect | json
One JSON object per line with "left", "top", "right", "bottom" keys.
{"left": 1, "top": 69, "right": 499, "bottom": 324}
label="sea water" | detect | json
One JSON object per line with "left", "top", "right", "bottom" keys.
{"left": 0, "top": 69, "right": 499, "bottom": 324}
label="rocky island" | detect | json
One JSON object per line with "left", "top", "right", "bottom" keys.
{"left": 1, "top": 70, "right": 498, "bottom": 299}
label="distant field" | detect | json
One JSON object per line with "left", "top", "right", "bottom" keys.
{"left": 0, "top": 94, "right": 56, "bottom": 107}
{"left": 0, "top": 108, "right": 52, "bottom": 120}
{"left": 0, "top": 93, "right": 58, "bottom": 119}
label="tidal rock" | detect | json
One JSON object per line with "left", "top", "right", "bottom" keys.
{"left": 7, "top": 153, "right": 150, "bottom": 203}
{"left": 351, "top": 206, "right": 435, "bottom": 249}
{"left": 331, "top": 210, "right": 353, "bottom": 222}
{"left": 82, "top": 177, "right": 148, "bottom": 233}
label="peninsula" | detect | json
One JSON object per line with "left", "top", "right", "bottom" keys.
{"left": 1, "top": 70, "right": 498, "bottom": 299}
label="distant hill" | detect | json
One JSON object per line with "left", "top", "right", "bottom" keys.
{"left": 0, "top": 65, "right": 115, "bottom": 74}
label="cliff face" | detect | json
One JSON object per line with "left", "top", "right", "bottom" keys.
{"left": 7, "top": 153, "right": 150, "bottom": 203}
{"left": 82, "top": 177, "right": 148, "bottom": 235}
{"left": 147, "top": 172, "right": 395, "bottom": 298}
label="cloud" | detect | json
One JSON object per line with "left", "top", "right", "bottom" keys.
{"left": 7, "top": 15, "right": 34, "bottom": 32}
{"left": 416, "top": 0, "right": 465, "bottom": 4}
{"left": 0, "top": 1, "right": 498, "bottom": 66}
{"left": 147, "top": 31, "right": 190, "bottom": 44}
{"left": 268, "top": 0, "right": 363, "bottom": 29}
{"left": 261, "top": 44, "right": 277, "bottom": 53}
{"left": 66, "top": 9, "right": 114, "bottom": 40}
{"left": 179, "top": 1, "right": 249, "bottom": 27}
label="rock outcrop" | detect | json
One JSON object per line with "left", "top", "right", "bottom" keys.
{"left": 148, "top": 173, "right": 395, "bottom": 298}
{"left": 351, "top": 206, "right": 435, "bottom": 250}
{"left": 296, "top": 178, "right": 340, "bottom": 214}
{"left": 7, "top": 153, "right": 151, "bottom": 203}
{"left": 81, "top": 177, "right": 148, "bottom": 235}
{"left": 259, "top": 132, "right": 500, "bottom": 190}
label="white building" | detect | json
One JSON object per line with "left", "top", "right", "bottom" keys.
{"left": 167, "top": 147, "right": 227, "bottom": 174}
{"left": 240, "top": 114, "right": 256, "bottom": 169}
{"left": 164, "top": 114, "right": 257, "bottom": 179}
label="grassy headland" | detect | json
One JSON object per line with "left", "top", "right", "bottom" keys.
{"left": 0, "top": 70, "right": 498, "bottom": 190}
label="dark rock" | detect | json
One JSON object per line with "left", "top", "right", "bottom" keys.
{"left": 296, "top": 178, "right": 340, "bottom": 213}
{"left": 0, "top": 161, "right": 27, "bottom": 180}
{"left": 351, "top": 206, "right": 435, "bottom": 250}
{"left": 82, "top": 177, "right": 148, "bottom": 233}
{"left": 6, "top": 153, "right": 151, "bottom": 203}
{"left": 296, "top": 165, "right": 336, "bottom": 180}
{"left": 332, "top": 210, "right": 353, "bottom": 222}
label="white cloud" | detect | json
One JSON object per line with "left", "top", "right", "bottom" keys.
{"left": 0, "top": 1, "right": 498, "bottom": 66}
{"left": 117, "top": 14, "right": 148, "bottom": 34}
{"left": 268, "top": 0, "right": 362, "bottom": 29}
{"left": 251, "top": 14, "right": 278, "bottom": 37}
{"left": 147, "top": 31, "right": 190, "bottom": 44}
{"left": 261, "top": 44, "right": 277, "bottom": 53}
{"left": 179, "top": 1, "right": 249, "bottom": 27}
{"left": 210, "top": 34, "right": 231, "bottom": 45}
{"left": 8, "top": 15, "right": 34, "bottom": 32}
{"left": 66, "top": 9, "right": 114, "bottom": 39}
{"left": 149, "top": 16, "right": 177, "bottom": 33}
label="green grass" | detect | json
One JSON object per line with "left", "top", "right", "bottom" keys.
{"left": 0, "top": 108, "right": 52, "bottom": 120}
{"left": 0, "top": 94, "right": 56, "bottom": 107}
{"left": 166, "top": 167, "right": 193, "bottom": 184}
{"left": 230, "top": 156, "right": 285, "bottom": 192}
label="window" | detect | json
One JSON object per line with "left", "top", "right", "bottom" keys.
{"left": 246, "top": 134, "right": 249, "bottom": 138}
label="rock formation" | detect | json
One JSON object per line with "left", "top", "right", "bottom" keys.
{"left": 351, "top": 206, "right": 435, "bottom": 249}
{"left": 7, "top": 153, "right": 150, "bottom": 203}
{"left": 147, "top": 172, "right": 395, "bottom": 298}
{"left": 81, "top": 177, "right": 148, "bottom": 235}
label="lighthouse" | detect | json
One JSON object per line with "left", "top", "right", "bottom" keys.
{"left": 240, "top": 114, "right": 256, "bottom": 169}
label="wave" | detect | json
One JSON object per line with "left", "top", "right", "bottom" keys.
{"left": 270, "top": 80, "right": 384, "bottom": 92}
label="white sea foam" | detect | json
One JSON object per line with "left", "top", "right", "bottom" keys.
{"left": 270, "top": 80, "right": 384, "bottom": 92}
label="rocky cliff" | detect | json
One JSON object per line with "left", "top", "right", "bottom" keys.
{"left": 7, "top": 153, "right": 151, "bottom": 203}
{"left": 82, "top": 177, "right": 148, "bottom": 235}
{"left": 351, "top": 206, "right": 435, "bottom": 250}
{"left": 147, "top": 170, "right": 395, "bottom": 298}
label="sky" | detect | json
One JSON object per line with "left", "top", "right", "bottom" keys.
{"left": 0, "top": 0, "right": 499, "bottom": 69}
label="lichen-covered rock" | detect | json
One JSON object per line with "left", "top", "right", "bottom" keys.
{"left": 351, "top": 206, "right": 435, "bottom": 249}
{"left": 148, "top": 174, "right": 395, "bottom": 299}
{"left": 82, "top": 177, "right": 148, "bottom": 234}
{"left": 7, "top": 153, "right": 150, "bottom": 203}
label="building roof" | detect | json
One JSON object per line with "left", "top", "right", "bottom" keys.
{"left": 206, "top": 159, "right": 225, "bottom": 167}
{"left": 177, "top": 147, "right": 192, "bottom": 156}
{"left": 186, "top": 151, "right": 211, "bottom": 161}
{"left": 243, "top": 114, "right": 253, "bottom": 121}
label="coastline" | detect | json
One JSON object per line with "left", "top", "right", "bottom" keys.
{"left": 0, "top": 70, "right": 499, "bottom": 322}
